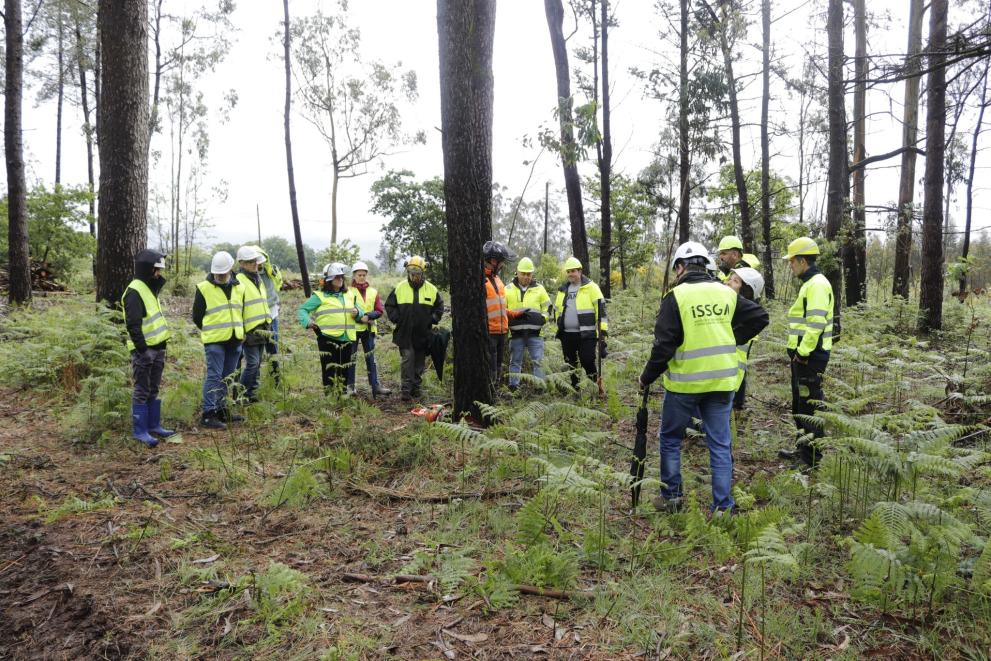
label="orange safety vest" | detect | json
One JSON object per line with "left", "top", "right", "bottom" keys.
{"left": 485, "top": 273, "right": 508, "bottom": 334}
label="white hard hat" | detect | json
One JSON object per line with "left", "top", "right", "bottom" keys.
{"left": 236, "top": 245, "right": 263, "bottom": 263}
{"left": 731, "top": 267, "right": 765, "bottom": 300}
{"left": 323, "top": 262, "right": 347, "bottom": 278}
{"left": 351, "top": 261, "right": 369, "bottom": 274}
{"left": 705, "top": 253, "right": 718, "bottom": 272}
{"left": 211, "top": 251, "right": 235, "bottom": 274}
{"left": 249, "top": 245, "right": 267, "bottom": 264}
{"left": 671, "top": 241, "right": 710, "bottom": 269}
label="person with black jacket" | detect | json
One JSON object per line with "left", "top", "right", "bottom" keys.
{"left": 385, "top": 256, "right": 444, "bottom": 401}
{"left": 122, "top": 249, "right": 174, "bottom": 447}
{"left": 638, "top": 241, "right": 769, "bottom": 513}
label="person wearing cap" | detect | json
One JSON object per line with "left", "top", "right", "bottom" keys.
{"left": 553, "top": 256, "right": 607, "bottom": 390}
{"left": 638, "top": 241, "right": 768, "bottom": 513}
{"left": 724, "top": 267, "right": 766, "bottom": 412}
{"left": 777, "top": 237, "right": 835, "bottom": 470}
{"left": 346, "top": 261, "right": 391, "bottom": 397}
{"left": 385, "top": 256, "right": 444, "bottom": 401}
{"left": 482, "top": 241, "right": 513, "bottom": 387}
{"left": 298, "top": 263, "right": 365, "bottom": 395}
{"left": 505, "top": 257, "right": 551, "bottom": 392}
{"left": 716, "top": 235, "right": 745, "bottom": 282}
{"left": 254, "top": 246, "right": 284, "bottom": 386}
{"left": 122, "top": 249, "right": 174, "bottom": 447}
{"left": 235, "top": 245, "right": 272, "bottom": 403}
{"left": 192, "top": 251, "right": 245, "bottom": 430}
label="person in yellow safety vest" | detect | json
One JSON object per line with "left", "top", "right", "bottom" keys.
{"left": 235, "top": 245, "right": 272, "bottom": 403}
{"left": 506, "top": 257, "right": 551, "bottom": 392}
{"left": 638, "top": 241, "right": 768, "bottom": 513}
{"left": 385, "top": 256, "right": 444, "bottom": 401}
{"left": 299, "top": 262, "right": 365, "bottom": 396}
{"left": 482, "top": 240, "right": 516, "bottom": 387}
{"left": 345, "top": 261, "right": 392, "bottom": 397}
{"left": 122, "top": 249, "right": 173, "bottom": 447}
{"left": 776, "top": 237, "right": 835, "bottom": 470}
{"left": 554, "top": 256, "right": 607, "bottom": 389}
{"left": 724, "top": 267, "right": 765, "bottom": 412}
{"left": 716, "top": 235, "right": 746, "bottom": 282}
{"left": 192, "top": 251, "right": 245, "bottom": 430}
{"left": 254, "top": 246, "right": 284, "bottom": 385}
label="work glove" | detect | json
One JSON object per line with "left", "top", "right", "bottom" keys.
{"left": 792, "top": 353, "right": 809, "bottom": 365}
{"left": 598, "top": 339, "right": 608, "bottom": 359}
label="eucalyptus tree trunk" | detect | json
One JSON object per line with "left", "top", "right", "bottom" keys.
{"left": 845, "top": 0, "right": 867, "bottom": 306}
{"left": 74, "top": 16, "right": 96, "bottom": 233}
{"left": 759, "top": 0, "right": 774, "bottom": 298}
{"left": 5, "top": 0, "right": 31, "bottom": 304}
{"left": 677, "top": 0, "right": 690, "bottom": 243}
{"left": 960, "top": 63, "right": 989, "bottom": 297}
{"left": 282, "top": 0, "right": 311, "bottom": 297}
{"left": 823, "top": 0, "right": 847, "bottom": 324}
{"left": 597, "top": 0, "right": 613, "bottom": 296}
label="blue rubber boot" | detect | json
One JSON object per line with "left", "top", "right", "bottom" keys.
{"left": 132, "top": 403, "right": 159, "bottom": 447}
{"left": 148, "top": 399, "right": 175, "bottom": 437}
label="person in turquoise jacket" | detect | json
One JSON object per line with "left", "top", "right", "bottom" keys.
{"left": 298, "top": 262, "right": 364, "bottom": 396}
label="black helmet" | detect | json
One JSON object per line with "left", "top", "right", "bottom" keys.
{"left": 135, "top": 249, "right": 167, "bottom": 268}
{"left": 482, "top": 240, "right": 513, "bottom": 262}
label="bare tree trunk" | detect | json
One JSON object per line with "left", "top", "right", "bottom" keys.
{"left": 331, "top": 165, "right": 339, "bottom": 245}
{"left": 960, "top": 62, "right": 988, "bottom": 295}
{"left": 544, "top": 0, "right": 589, "bottom": 269}
{"left": 892, "top": 0, "right": 925, "bottom": 298}
{"left": 918, "top": 0, "right": 948, "bottom": 334}
{"left": 149, "top": 0, "right": 163, "bottom": 138}
{"left": 677, "top": 0, "right": 690, "bottom": 243}
{"left": 438, "top": 0, "right": 496, "bottom": 420}
{"left": 823, "top": 0, "right": 846, "bottom": 324}
{"left": 5, "top": 0, "right": 31, "bottom": 304}
{"left": 759, "top": 0, "right": 774, "bottom": 298}
{"left": 598, "top": 0, "right": 612, "bottom": 297}
{"left": 95, "top": 0, "right": 150, "bottom": 305}
{"left": 282, "top": 0, "right": 311, "bottom": 297}
{"left": 845, "top": 0, "right": 867, "bottom": 306}
{"left": 55, "top": 1, "right": 64, "bottom": 186}
{"left": 74, "top": 17, "right": 96, "bottom": 233}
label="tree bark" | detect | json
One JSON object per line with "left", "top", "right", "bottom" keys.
{"left": 95, "top": 0, "right": 150, "bottom": 305}
{"left": 597, "top": 0, "right": 612, "bottom": 297}
{"left": 74, "top": 16, "right": 96, "bottom": 233}
{"left": 544, "top": 0, "right": 589, "bottom": 270}
{"left": 759, "top": 0, "right": 774, "bottom": 298}
{"left": 55, "top": 1, "right": 64, "bottom": 186}
{"left": 960, "top": 62, "right": 988, "bottom": 296}
{"left": 917, "top": 0, "right": 948, "bottom": 334}
{"left": 844, "top": 0, "right": 867, "bottom": 306}
{"left": 892, "top": 0, "right": 924, "bottom": 298}
{"left": 5, "top": 0, "right": 31, "bottom": 304}
{"left": 150, "top": 0, "right": 163, "bottom": 138}
{"left": 677, "top": 0, "right": 690, "bottom": 243}
{"left": 438, "top": 0, "right": 496, "bottom": 419}
{"left": 823, "top": 0, "right": 846, "bottom": 324}
{"left": 283, "top": 0, "right": 311, "bottom": 297}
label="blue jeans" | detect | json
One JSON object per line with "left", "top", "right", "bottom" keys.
{"left": 204, "top": 343, "right": 242, "bottom": 413}
{"left": 659, "top": 390, "right": 735, "bottom": 511}
{"left": 347, "top": 331, "right": 381, "bottom": 389}
{"left": 508, "top": 335, "right": 545, "bottom": 386}
{"left": 239, "top": 343, "right": 263, "bottom": 399}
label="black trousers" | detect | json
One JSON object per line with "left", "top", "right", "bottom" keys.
{"left": 130, "top": 346, "right": 166, "bottom": 405}
{"left": 560, "top": 332, "right": 597, "bottom": 387}
{"left": 317, "top": 334, "right": 355, "bottom": 392}
{"left": 791, "top": 356, "right": 827, "bottom": 463}
{"left": 488, "top": 333, "right": 506, "bottom": 385}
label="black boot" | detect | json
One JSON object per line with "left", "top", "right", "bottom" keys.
{"left": 218, "top": 407, "right": 245, "bottom": 423}
{"left": 201, "top": 411, "right": 227, "bottom": 430}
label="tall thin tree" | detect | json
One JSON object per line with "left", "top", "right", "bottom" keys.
{"left": 918, "top": 0, "right": 948, "bottom": 334}
{"left": 73, "top": 11, "right": 96, "bottom": 233}
{"left": 5, "top": 0, "right": 31, "bottom": 304}
{"left": 823, "top": 0, "right": 847, "bottom": 325}
{"left": 597, "top": 0, "right": 613, "bottom": 296}
{"left": 759, "top": 0, "right": 774, "bottom": 298}
{"left": 282, "top": 0, "right": 311, "bottom": 297}
{"left": 845, "top": 0, "right": 867, "bottom": 305}
{"left": 438, "top": 0, "right": 496, "bottom": 419}
{"left": 677, "top": 0, "right": 690, "bottom": 243}
{"left": 960, "top": 61, "right": 989, "bottom": 297}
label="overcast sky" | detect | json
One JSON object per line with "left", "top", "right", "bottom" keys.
{"left": 13, "top": 0, "right": 991, "bottom": 262}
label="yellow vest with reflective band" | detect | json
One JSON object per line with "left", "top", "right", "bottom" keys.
{"left": 237, "top": 272, "right": 271, "bottom": 332}
{"left": 735, "top": 338, "right": 755, "bottom": 390}
{"left": 787, "top": 273, "right": 834, "bottom": 356}
{"left": 354, "top": 286, "right": 378, "bottom": 335}
{"left": 121, "top": 279, "right": 170, "bottom": 351}
{"left": 662, "top": 281, "right": 739, "bottom": 393}
{"left": 553, "top": 279, "right": 608, "bottom": 339}
{"left": 506, "top": 282, "right": 551, "bottom": 335}
{"left": 394, "top": 279, "right": 438, "bottom": 306}
{"left": 313, "top": 289, "right": 359, "bottom": 342}
{"left": 196, "top": 280, "right": 245, "bottom": 344}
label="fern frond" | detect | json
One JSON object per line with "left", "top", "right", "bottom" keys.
{"left": 434, "top": 421, "right": 488, "bottom": 446}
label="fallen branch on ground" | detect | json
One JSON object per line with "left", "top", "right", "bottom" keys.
{"left": 340, "top": 571, "right": 594, "bottom": 600}
{"left": 347, "top": 482, "right": 528, "bottom": 503}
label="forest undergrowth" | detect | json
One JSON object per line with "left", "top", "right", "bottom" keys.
{"left": 0, "top": 284, "right": 990, "bottom": 659}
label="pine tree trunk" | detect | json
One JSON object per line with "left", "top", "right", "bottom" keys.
{"left": 823, "top": 0, "right": 846, "bottom": 325}
{"left": 892, "top": 0, "right": 924, "bottom": 298}
{"left": 438, "top": 0, "right": 496, "bottom": 420}
{"left": 95, "top": 0, "right": 150, "bottom": 305}
{"left": 150, "top": 0, "right": 163, "bottom": 138}
{"left": 845, "top": 0, "right": 867, "bottom": 306}
{"left": 544, "top": 0, "right": 589, "bottom": 270}
{"left": 55, "top": 2, "right": 64, "bottom": 186}
{"left": 73, "top": 17, "right": 96, "bottom": 233}
{"left": 918, "top": 0, "right": 948, "bottom": 334}
{"left": 283, "top": 0, "right": 311, "bottom": 297}
{"left": 5, "top": 0, "right": 31, "bottom": 304}
{"left": 759, "top": 0, "right": 774, "bottom": 298}
{"left": 677, "top": 0, "right": 690, "bottom": 243}
{"left": 597, "top": 0, "right": 612, "bottom": 297}
{"left": 960, "top": 63, "right": 989, "bottom": 296}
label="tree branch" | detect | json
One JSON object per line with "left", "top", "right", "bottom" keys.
{"left": 849, "top": 146, "right": 926, "bottom": 173}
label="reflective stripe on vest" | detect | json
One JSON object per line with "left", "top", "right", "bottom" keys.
{"left": 121, "top": 279, "right": 170, "bottom": 351}
{"left": 786, "top": 273, "right": 834, "bottom": 354}
{"left": 485, "top": 275, "right": 508, "bottom": 334}
{"left": 507, "top": 282, "right": 550, "bottom": 335}
{"left": 314, "top": 291, "right": 357, "bottom": 341}
{"left": 237, "top": 272, "right": 271, "bottom": 332}
{"left": 354, "top": 286, "right": 378, "bottom": 335}
{"left": 197, "top": 280, "right": 245, "bottom": 344}
{"left": 394, "top": 279, "right": 438, "bottom": 306}
{"left": 554, "top": 280, "right": 608, "bottom": 339}
{"left": 662, "top": 281, "right": 738, "bottom": 394}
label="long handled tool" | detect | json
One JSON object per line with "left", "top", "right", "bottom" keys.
{"left": 630, "top": 389, "right": 650, "bottom": 509}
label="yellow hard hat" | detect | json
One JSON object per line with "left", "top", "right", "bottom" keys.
{"left": 741, "top": 253, "right": 761, "bottom": 270}
{"left": 718, "top": 235, "right": 744, "bottom": 252}
{"left": 406, "top": 255, "right": 427, "bottom": 270}
{"left": 563, "top": 256, "right": 583, "bottom": 271}
{"left": 782, "top": 237, "right": 820, "bottom": 259}
{"left": 516, "top": 257, "right": 535, "bottom": 272}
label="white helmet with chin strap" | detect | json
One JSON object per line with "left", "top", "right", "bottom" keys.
{"left": 670, "top": 241, "right": 711, "bottom": 270}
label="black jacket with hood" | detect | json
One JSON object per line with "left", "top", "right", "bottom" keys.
{"left": 384, "top": 277, "right": 444, "bottom": 351}
{"left": 123, "top": 258, "right": 167, "bottom": 353}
